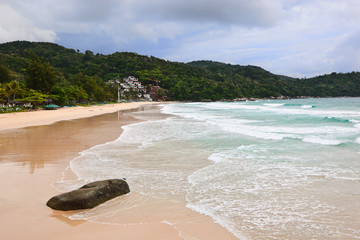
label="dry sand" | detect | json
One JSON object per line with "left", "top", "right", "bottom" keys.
{"left": 0, "top": 103, "right": 237, "bottom": 240}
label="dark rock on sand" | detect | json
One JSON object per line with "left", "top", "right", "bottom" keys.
{"left": 46, "top": 179, "right": 130, "bottom": 211}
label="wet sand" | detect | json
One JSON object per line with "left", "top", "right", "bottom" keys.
{"left": 0, "top": 104, "right": 237, "bottom": 240}
{"left": 0, "top": 102, "right": 153, "bottom": 131}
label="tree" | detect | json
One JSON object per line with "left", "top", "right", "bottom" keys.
{"left": 25, "top": 56, "right": 57, "bottom": 93}
{"left": 65, "top": 85, "right": 88, "bottom": 104}
{"left": 0, "top": 64, "right": 12, "bottom": 83}
{"left": 3, "top": 80, "right": 24, "bottom": 102}
{"left": 17, "top": 89, "right": 52, "bottom": 106}
{"left": 70, "top": 73, "right": 112, "bottom": 102}
{"left": 0, "top": 83, "right": 6, "bottom": 103}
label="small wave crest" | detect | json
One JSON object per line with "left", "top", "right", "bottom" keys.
{"left": 264, "top": 103, "right": 284, "bottom": 107}
{"left": 284, "top": 103, "right": 303, "bottom": 106}
{"left": 302, "top": 137, "right": 342, "bottom": 146}
{"left": 324, "top": 116, "right": 350, "bottom": 123}
{"left": 350, "top": 119, "right": 360, "bottom": 128}
{"left": 301, "top": 105, "right": 315, "bottom": 109}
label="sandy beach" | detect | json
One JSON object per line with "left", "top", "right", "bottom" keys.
{"left": 0, "top": 102, "right": 154, "bottom": 131}
{"left": 0, "top": 103, "right": 236, "bottom": 240}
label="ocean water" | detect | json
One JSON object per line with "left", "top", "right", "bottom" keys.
{"left": 55, "top": 98, "right": 360, "bottom": 239}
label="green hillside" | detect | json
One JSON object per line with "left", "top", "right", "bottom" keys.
{"left": 188, "top": 60, "right": 360, "bottom": 97}
{"left": 0, "top": 41, "right": 359, "bottom": 108}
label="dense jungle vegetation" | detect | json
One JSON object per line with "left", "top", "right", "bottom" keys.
{"left": 0, "top": 41, "right": 359, "bottom": 107}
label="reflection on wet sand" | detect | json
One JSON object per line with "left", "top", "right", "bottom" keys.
{"left": 0, "top": 112, "right": 139, "bottom": 174}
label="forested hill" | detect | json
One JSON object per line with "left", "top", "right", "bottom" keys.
{"left": 187, "top": 60, "right": 360, "bottom": 97}
{"left": 1, "top": 41, "right": 360, "bottom": 105}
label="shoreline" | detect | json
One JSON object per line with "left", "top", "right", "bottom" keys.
{"left": 0, "top": 103, "right": 237, "bottom": 240}
{"left": 204, "top": 96, "right": 359, "bottom": 102}
{"left": 0, "top": 102, "right": 154, "bottom": 131}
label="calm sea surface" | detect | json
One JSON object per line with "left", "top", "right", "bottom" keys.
{"left": 56, "top": 98, "right": 360, "bottom": 239}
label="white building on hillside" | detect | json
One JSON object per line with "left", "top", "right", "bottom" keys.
{"left": 107, "top": 76, "right": 152, "bottom": 100}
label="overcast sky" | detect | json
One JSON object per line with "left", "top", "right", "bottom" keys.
{"left": 1, "top": 0, "right": 359, "bottom": 77}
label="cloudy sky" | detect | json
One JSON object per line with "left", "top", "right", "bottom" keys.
{"left": 1, "top": 0, "right": 359, "bottom": 77}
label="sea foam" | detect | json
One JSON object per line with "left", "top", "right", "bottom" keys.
{"left": 302, "top": 137, "right": 342, "bottom": 145}
{"left": 56, "top": 98, "right": 360, "bottom": 240}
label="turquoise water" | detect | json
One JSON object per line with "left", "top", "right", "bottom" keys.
{"left": 57, "top": 98, "right": 360, "bottom": 239}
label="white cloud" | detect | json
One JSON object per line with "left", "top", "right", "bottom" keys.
{"left": 129, "top": 0, "right": 284, "bottom": 27}
{"left": 0, "top": 0, "right": 359, "bottom": 77}
{"left": 330, "top": 30, "right": 360, "bottom": 73}
{"left": 1, "top": 0, "right": 285, "bottom": 43}
{"left": 162, "top": 0, "right": 360, "bottom": 77}
{"left": 0, "top": 4, "right": 56, "bottom": 43}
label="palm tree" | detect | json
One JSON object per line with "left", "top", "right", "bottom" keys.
{"left": 4, "top": 80, "right": 23, "bottom": 103}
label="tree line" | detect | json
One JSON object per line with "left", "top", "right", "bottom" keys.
{"left": 1, "top": 41, "right": 359, "bottom": 109}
